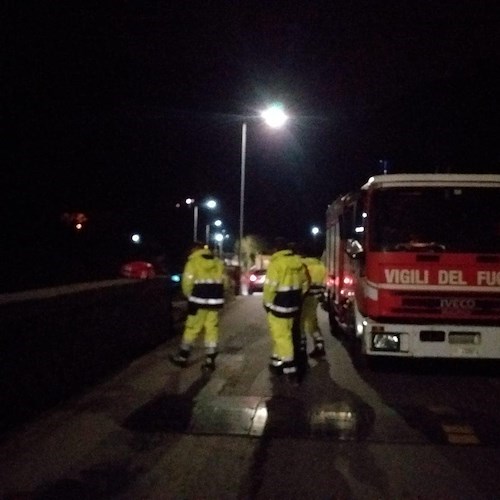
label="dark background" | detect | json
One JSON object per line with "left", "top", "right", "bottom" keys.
{"left": 3, "top": 1, "right": 500, "bottom": 292}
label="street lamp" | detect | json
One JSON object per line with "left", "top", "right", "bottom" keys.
{"left": 185, "top": 198, "right": 217, "bottom": 241}
{"left": 239, "top": 104, "right": 288, "bottom": 270}
{"left": 214, "top": 232, "right": 224, "bottom": 256}
{"left": 206, "top": 219, "right": 222, "bottom": 245}
{"left": 185, "top": 198, "right": 197, "bottom": 240}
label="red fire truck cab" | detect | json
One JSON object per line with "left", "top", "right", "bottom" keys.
{"left": 325, "top": 173, "right": 500, "bottom": 365}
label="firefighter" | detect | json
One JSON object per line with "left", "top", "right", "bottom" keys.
{"left": 300, "top": 245, "right": 327, "bottom": 358}
{"left": 263, "top": 237, "right": 310, "bottom": 382}
{"left": 289, "top": 241, "right": 312, "bottom": 379}
{"left": 169, "top": 241, "right": 227, "bottom": 371}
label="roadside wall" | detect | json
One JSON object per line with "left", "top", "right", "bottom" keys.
{"left": 0, "top": 278, "right": 173, "bottom": 433}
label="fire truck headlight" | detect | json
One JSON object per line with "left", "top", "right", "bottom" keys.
{"left": 372, "top": 333, "right": 400, "bottom": 351}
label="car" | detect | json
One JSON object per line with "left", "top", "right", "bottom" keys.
{"left": 120, "top": 261, "right": 156, "bottom": 279}
{"left": 247, "top": 268, "right": 266, "bottom": 295}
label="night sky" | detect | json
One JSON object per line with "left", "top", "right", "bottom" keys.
{"left": 4, "top": 1, "right": 500, "bottom": 286}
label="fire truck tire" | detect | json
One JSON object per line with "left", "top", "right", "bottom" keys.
{"left": 352, "top": 339, "right": 382, "bottom": 371}
{"left": 351, "top": 337, "right": 367, "bottom": 369}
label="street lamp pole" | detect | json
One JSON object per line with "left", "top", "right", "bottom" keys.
{"left": 239, "top": 122, "right": 247, "bottom": 270}
{"left": 237, "top": 105, "right": 288, "bottom": 287}
{"left": 184, "top": 198, "right": 198, "bottom": 241}
{"left": 186, "top": 198, "right": 217, "bottom": 243}
{"left": 193, "top": 205, "right": 199, "bottom": 241}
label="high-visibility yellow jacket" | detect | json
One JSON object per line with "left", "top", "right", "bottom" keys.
{"left": 182, "top": 248, "right": 227, "bottom": 309}
{"left": 302, "top": 257, "right": 327, "bottom": 298}
{"left": 263, "top": 249, "right": 309, "bottom": 317}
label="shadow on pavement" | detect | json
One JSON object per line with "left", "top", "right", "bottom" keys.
{"left": 238, "top": 358, "right": 388, "bottom": 498}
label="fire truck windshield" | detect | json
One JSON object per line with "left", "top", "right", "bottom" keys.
{"left": 369, "top": 186, "right": 500, "bottom": 253}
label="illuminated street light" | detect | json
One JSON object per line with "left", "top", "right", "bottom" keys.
{"left": 185, "top": 198, "right": 217, "bottom": 241}
{"left": 311, "top": 226, "right": 320, "bottom": 237}
{"left": 214, "top": 229, "right": 229, "bottom": 257}
{"left": 214, "top": 232, "right": 224, "bottom": 256}
{"left": 260, "top": 104, "right": 288, "bottom": 129}
{"left": 185, "top": 198, "right": 197, "bottom": 240}
{"left": 206, "top": 218, "right": 223, "bottom": 245}
{"left": 239, "top": 103, "right": 288, "bottom": 273}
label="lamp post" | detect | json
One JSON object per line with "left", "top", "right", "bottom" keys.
{"left": 238, "top": 122, "right": 247, "bottom": 271}
{"left": 214, "top": 232, "right": 224, "bottom": 256}
{"left": 238, "top": 104, "right": 288, "bottom": 271}
{"left": 206, "top": 219, "right": 222, "bottom": 245}
{"left": 185, "top": 198, "right": 217, "bottom": 242}
{"left": 185, "top": 198, "right": 197, "bottom": 240}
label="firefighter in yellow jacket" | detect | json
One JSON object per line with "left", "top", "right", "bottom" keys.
{"left": 170, "top": 242, "right": 227, "bottom": 371}
{"left": 300, "top": 248, "right": 327, "bottom": 358}
{"left": 263, "top": 238, "right": 309, "bottom": 380}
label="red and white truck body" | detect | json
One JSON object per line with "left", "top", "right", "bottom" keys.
{"left": 325, "top": 174, "right": 500, "bottom": 360}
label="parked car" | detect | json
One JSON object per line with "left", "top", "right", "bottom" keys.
{"left": 247, "top": 268, "right": 266, "bottom": 294}
{"left": 120, "top": 261, "right": 156, "bottom": 279}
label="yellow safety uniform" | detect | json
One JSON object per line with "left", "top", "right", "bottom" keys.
{"left": 180, "top": 247, "right": 227, "bottom": 355}
{"left": 300, "top": 257, "right": 327, "bottom": 349}
{"left": 263, "top": 249, "right": 309, "bottom": 374}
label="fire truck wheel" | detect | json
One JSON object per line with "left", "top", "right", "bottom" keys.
{"left": 351, "top": 338, "right": 382, "bottom": 371}
{"left": 351, "top": 337, "right": 369, "bottom": 370}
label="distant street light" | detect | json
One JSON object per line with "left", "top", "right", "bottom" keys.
{"left": 184, "top": 198, "right": 197, "bottom": 240}
{"left": 206, "top": 219, "right": 223, "bottom": 245}
{"left": 311, "top": 226, "right": 320, "bottom": 237}
{"left": 239, "top": 103, "right": 288, "bottom": 271}
{"left": 185, "top": 198, "right": 217, "bottom": 241}
{"left": 214, "top": 232, "right": 224, "bottom": 256}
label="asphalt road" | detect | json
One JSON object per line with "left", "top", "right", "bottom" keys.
{"left": 1, "top": 295, "right": 500, "bottom": 499}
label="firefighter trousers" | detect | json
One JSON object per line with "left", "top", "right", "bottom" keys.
{"left": 266, "top": 312, "right": 295, "bottom": 362}
{"left": 300, "top": 295, "right": 322, "bottom": 339}
{"left": 181, "top": 308, "right": 219, "bottom": 353}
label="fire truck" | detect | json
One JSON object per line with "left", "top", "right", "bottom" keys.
{"left": 325, "top": 173, "right": 500, "bottom": 365}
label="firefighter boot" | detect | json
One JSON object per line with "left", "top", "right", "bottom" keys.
{"left": 201, "top": 353, "right": 217, "bottom": 372}
{"left": 269, "top": 356, "right": 284, "bottom": 375}
{"left": 282, "top": 360, "right": 299, "bottom": 386}
{"left": 296, "top": 336, "right": 309, "bottom": 378}
{"left": 169, "top": 348, "right": 190, "bottom": 368}
{"left": 309, "top": 339, "right": 326, "bottom": 358}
